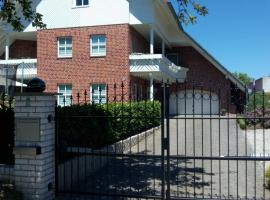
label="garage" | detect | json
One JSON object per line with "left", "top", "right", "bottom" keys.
{"left": 169, "top": 90, "right": 220, "bottom": 115}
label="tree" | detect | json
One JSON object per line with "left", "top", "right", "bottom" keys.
{"left": 0, "top": 0, "right": 208, "bottom": 32}
{"left": 174, "top": 0, "right": 208, "bottom": 25}
{"left": 233, "top": 72, "right": 254, "bottom": 86}
{"left": 0, "top": 0, "right": 46, "bottom": 31}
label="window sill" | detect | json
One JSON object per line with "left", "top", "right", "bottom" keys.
{"left": 90, "top": 54, "right": 106, "bottom": 58}
{"left": 57, "top": 56, "right": 73, "bottom": 59}
{"left": 72, "top": 5, "right": 89, "bottom": 9}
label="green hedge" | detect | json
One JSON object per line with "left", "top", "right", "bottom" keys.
{"left": 0, "top": 181, "right": 22, "bottom": 200}
{"left": 247, "top": 92, "right": 270, "bottom": 111}
{"left": 57, "top": 101, "right": 161, "bottom": 149}
{"left": 0, "top": 107, "right": 14, "bottom": 165}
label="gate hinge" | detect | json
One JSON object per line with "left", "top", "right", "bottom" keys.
{"left": 162, "top": 138, "right": 169, "bottom": 150}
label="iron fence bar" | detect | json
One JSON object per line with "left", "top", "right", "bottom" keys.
{"left": 54, "top": 101, "right": 59, "bottom": 195}
{"left": 245, "top": 86, "right": 248, "bottom": 200}
{"left": 201, "top": 86, "right": 205, "bottom": 199}
{"left": 263, "top": 90, "right": 266, "bottom": 200}
{"left": 227, "top": 89, "right": 230, "bottom": 198}
{"left": 161, "top": 81, "right": 166, "bottom": 200}
{"left": 166, "top": 82, "right": 170, "bottom": 200}
{"left": 253, "top": 88, "right": 257, "bottom": 199}
{"left": 176, "top": 80, "right": 180, "bottom": 198}
{"left": 218, "top": 88, "right": 221, "bottom": 199}
{"left": 210, "top": 87, "right": 213, "bottom": 199}
{"left": 192, "top": 85, "right": 196, "bottom": 198}
{"left": 184, "top": 81, "right": 188, "bottom": 198}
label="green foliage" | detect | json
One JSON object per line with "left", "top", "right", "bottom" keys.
{"left": 175, "top": 0, "right": 208, "bottom": 25}
{"left": 0, "top": 104, "right": 14, "bottom": 165}
{"left": 0, "top": 181, "right": 22, "bottom": 200}
{"left": 57, "top": 101, "right": 161, "bottom": 149}
{"left": 233, "top": 72, "right": 254, "bottom": 86}
{"left": 0, "top": 0, "right": 46, "bottom": 31}
{"left": 247, "top": 92, "right": 270, "bottom": 111}
{"left": 265, "top": 166, "right": 270, "bottom": 189}
{"left": 238, "top": 117, "right": 247, "bottom": 130}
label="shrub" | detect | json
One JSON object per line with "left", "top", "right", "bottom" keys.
{"left": 247, "top": 92, "right": 270, "bottom": 111}
{"left": 57, "top": 101, "right": 161, "bottom": 149}
{"left": 238, "top": 117, "right": 247, "bottom": 129}
{"left": 243, "top": 108, "right": 270, "bottom": 129}
{"left": 0, "top": 108, "right": 14, "bottom": 165}
{"left": 265, "top": 166, "right": 270, "bottom": 189}
{"left": 0, "top": 181, "right": 22, "bottom": 200}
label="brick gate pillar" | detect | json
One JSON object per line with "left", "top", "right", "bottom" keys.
{"left": 13, "top": 93, "right": 56, "bottom": 200}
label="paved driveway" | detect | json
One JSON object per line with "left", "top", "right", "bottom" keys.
{"left": 127, "top": 116, "right": 270, "bottom": 199}
{"left": 60, "top": 116, "right": 270, "bottom": 199}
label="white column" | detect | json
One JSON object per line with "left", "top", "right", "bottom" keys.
{"left": 5, "top": 35, "right": 9, "bottom": 60}
{"left": 162, "top": 40, "right": 165, "bottom": 56}
{"left": 150, "top": 27, "right": 154, "bottom": 54}
{"left": 149, "top": 74, "right": 154, "bottom": 101}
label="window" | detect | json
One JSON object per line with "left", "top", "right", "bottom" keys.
{"left": 90, "top": 35, "right": 106, "bottom": 57}
{"left": 166, "top": 53, "right": 179, "bottom": 65}
{"left": 75, "top": 0, "right": 89, "bottom": 7}
{"left": 58, "top": 85, "right": 72, "bottom": 106}
{"left": 58, "top": 37, "right": 72, "bottom": 58}
{"left": 91, "top": 84, "right": 107, "bottom": 104}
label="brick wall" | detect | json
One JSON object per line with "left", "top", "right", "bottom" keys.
{"left": 129, "top": 26, "right": 150, "bottom": 100}
{"left": 129, "top": 27, "right": 149, "bottom": 54}
{"left": 37, "top": 24, "right": 131, "bottom": 101}
{"left": 1, "top": 40, "right": 37, "bottom": 59}
{"left": 169, "top": 46, "right": 238, "bottom": 111}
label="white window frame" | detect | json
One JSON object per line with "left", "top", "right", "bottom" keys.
{"left": 90, "top": 35, "right": 106, "bottom": 57}
{"left": 58, "top": 84, "right": 72, "bottom": 106}
{"left": 90, "top": 84, "right": 107, "bottom": 104}
{"left": 58, "top": 37, "right": 72, "bottom": 58}
{"left": 73, "top": 0, "right": 89, "bottom": 8}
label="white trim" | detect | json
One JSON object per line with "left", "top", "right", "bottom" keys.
{"left": 0, "top": 59, "right": 37, "bottom": 65}
{"left": 57, "top": 37, "right": 73, "bottom": 58}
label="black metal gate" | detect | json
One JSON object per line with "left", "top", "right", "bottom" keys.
{"left": 55, "top": 82, "right": 270, "bottom": 200}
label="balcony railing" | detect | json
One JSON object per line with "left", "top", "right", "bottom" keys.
{"left": 0, "top": 59, "right": 37, "bottom": 81}
{"left": 129, "top": 53, "right": 188, "bottom": 82}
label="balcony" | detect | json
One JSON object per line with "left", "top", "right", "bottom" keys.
{"left": 129, "top": 53, "right": 188, "bottom": 83}
{"left": 0, "top": 59, "right": 37, "bottom": 82}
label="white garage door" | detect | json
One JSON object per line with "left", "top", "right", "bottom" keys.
{"left": 169, "top": 90, "right": 220, "bottom": 115}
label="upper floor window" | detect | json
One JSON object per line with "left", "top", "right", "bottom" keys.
{"left": 166, "top": 53, "right": 179, "bottom": 66}
{"left": 58, "top": 37, "right": 72, "bottom": 58}
{"left": 75, "top": 0, "right": 89, "bottom": 7}
{"left": 90, "top": 35, "right": 106, "bottom": 57}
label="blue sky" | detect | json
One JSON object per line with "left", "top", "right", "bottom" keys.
{"left": 171, "top": 0, "right": 270, "bottom": 79}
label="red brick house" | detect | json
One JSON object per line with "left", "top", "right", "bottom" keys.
{"left": 0, "top": 0, "right": 245, "bottom": 114}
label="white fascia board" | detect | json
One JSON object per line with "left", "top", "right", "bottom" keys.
{"left": 0, "top": 59, "right": 37, "bottom": 65}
